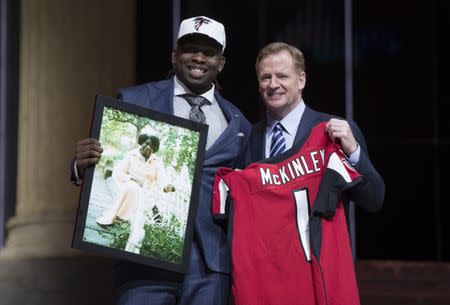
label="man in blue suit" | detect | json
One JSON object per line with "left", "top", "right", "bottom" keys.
{"left": 239, "top": 42, "right": 384, "bottom": 215}
{"left": 73, "top": 16, "right": 251, "bottom": 305}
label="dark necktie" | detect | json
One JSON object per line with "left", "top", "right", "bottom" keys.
{"left": 181, "top": 94, "right": 211, "bottom": 124}
{"left": 270, "top": 122, "right": 286, "bottom": 157}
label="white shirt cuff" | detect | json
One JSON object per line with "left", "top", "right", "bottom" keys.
{"left": 73, "top": 161, "right": 83, "bottom": 186}
{"left": 347, "top": 143, "right": 360, "bottom": 166}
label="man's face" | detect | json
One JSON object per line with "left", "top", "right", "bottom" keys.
{"left": 139, "top": 140, "right": 153, "bottom": 160}
{"left": 257, "top": 50, "right": 306, "bottom": 120}
{"left": 172, "top": 35, "right": 225, "bottom": 95}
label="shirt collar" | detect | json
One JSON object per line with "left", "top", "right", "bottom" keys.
{"left": 129, "top": 148, "right": 145, "bottom": 161}
{"left": 267, "top": 100, "right": 305, "bottom": 135}
{"left": 174, "top": 75, "right": 216, "bottom": 104}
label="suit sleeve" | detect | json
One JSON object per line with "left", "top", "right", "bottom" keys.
{"left": 234, "top": 136, "right": 251, "bottom": 170}
{"left": 232, "top": 115, "right": 253, "bottom": 170}
{"left": 348, "top": 121, "right": 385, "bottom": 212}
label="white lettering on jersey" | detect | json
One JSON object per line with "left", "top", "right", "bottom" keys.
{"left": 260, "top": 149, "right": 325, "bottom": 186}
{"left": 327, "top": 152, "right": 352, "bottom": 183}
{"left": 293, "top": 189, "right": 311, "bottom": 261}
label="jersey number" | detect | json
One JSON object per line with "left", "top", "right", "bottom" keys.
{"left": 293, "top": 189, "right": 311, "bottom": 261}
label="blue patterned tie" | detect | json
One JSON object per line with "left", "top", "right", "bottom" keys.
{"left": 270, "top": 122, "right": 286, "bottom": 157}
{"left": 181, "top": 94, "right": 210, "bottom": 124}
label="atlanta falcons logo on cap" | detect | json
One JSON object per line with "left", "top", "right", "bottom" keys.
{"left": 193, "top": 17, "right": 211, "bottom": 31}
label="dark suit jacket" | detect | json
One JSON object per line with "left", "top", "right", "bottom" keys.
{"left": 239, "top": 105, "right": 384, "bottom": 212}
{"left": 116, "top": 79, "right": 251, "bottom": 275}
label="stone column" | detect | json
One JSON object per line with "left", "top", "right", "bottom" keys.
{"left": 0, "top": 1, "right": 135, "bottom": 304}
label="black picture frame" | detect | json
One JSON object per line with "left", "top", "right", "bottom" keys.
{"left": 72, "top": 95, "right": 208, "bottom": 274}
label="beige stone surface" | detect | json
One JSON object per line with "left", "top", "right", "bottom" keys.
{"left": 0, "top": 1, "right": 135, "bottom": 304}
{"left": 1, "top": 0, "right": 135, "bottom": 257}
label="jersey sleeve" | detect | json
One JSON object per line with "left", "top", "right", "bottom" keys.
{"left": 211, "top": 167, "right": 235, "bottom": 221}
{"left": 313, "top": 148, "right": 362, "bottom": 219}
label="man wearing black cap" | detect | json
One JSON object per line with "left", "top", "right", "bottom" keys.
{"left": 72, "top": 16, "right": 250, "bottom": 305}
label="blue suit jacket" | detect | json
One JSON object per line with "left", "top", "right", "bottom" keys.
{"left": 238, "top": 105, "right": 384, "bottom": 212}
{"left": 116, "top": 79, "right": 251, "bottom": 274}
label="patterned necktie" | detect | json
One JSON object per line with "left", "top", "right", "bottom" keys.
{"left": 181, "top": 94, "right": 210, "bottom": 124}
{"left": 270, "top": 122, "right": 286, "bottom": 157}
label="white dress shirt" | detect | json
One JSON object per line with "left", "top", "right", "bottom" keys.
{"left": 173, "top": 76, "right": 228, "bottom": 150}
{"left": 265, "top": 101, "right": 305, "bottom": 158}
{"left": 264, "top": 100, "right": 360, "bottom": 164}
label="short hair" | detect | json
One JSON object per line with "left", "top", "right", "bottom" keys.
{"left": 137, "top": 133, "right": 150, "bottom": 145}
{"left": 137, "top": 134, "right": 160, "bottom": 153}
{"left": 148, "top": 136, "right": 160, "bottom": 153}
{"left": 255, "top": 42, "right": 305, "bottom": 76}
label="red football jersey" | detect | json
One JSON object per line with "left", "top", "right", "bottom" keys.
{"left": 212, "top": 122, "right": 362, "bottom": 305}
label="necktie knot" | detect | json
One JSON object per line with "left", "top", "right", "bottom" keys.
{"left": 180, "top": 94, "right": 210, "bottom": 124}
{"left": 270, "top": 122, "right": 286, "bottom": 157}
{"left": 182, "top": 94, "right": 210, "bottom": 107}
{"left": 273, "top": 122, "right": 284, "bottom": 132}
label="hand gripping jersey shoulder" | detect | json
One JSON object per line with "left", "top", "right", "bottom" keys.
{"left": 212, "top": 122, "right": 362, "bottom": 305}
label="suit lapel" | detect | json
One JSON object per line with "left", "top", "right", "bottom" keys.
{"left": 294, "top": 105, "right": 321, "bottom": 143}
{"left": 147, "top": 79, "right": 174, "bottom": 115}
{"left": 251, "top": 121, "right": 265, "bottom": 162}
{"left": 203, "top": 92, "right": 239, "bottom": 160}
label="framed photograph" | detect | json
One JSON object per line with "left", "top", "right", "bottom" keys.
{"left": 72, "top": 95, "right": 208, "bottom": 274}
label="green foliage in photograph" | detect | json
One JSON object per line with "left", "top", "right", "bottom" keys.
{"left": 99, "top": 219, "right": 131, "bottom": 250}
{"left": 146, "top": 121, "right": 199, "bottom": 180}
{"left": 176, "top": 131, "right": 199, "bottom": 179}
{"left": 140, "top": 214, "right": 183, "bottom": 264}
{"left": 99, "top": 106, "right": 200, "bottom": 181}
{"left": 103, "top": 107, "right": 151, "bottom": 144}
{"left": 160, "top": 126, "right": 178, "bottom": 167}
